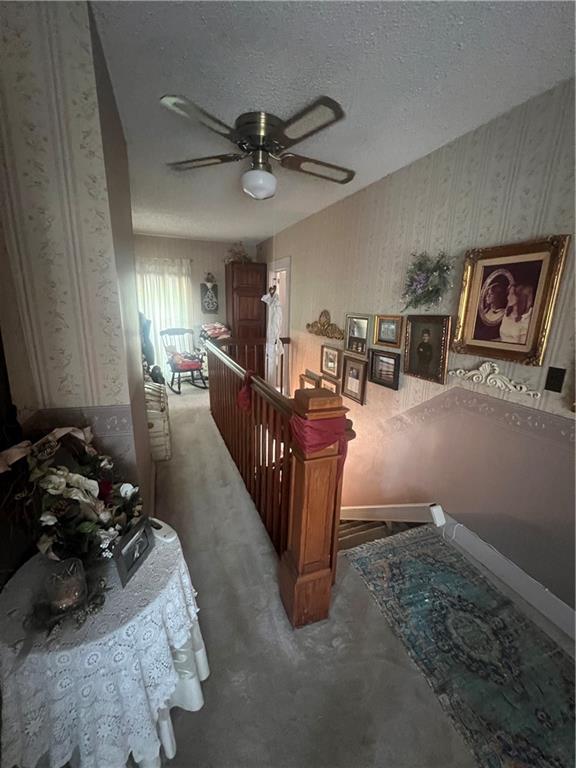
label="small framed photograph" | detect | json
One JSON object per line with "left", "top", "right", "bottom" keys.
{"left": 369, "top": 349, "right": 401, "bottom": 390}
{"left": 304, "top": 369, "right": 322, "bottom": 383}
{"left": 114, "top": 517, "right": 155, "bottom": 587}
{"left": 373, "top": 315, "right": 403, "bottom": 348}
{"left": 320, "top": 345, "right": 342, "bottom": 379}
{"left": 320, "top": 376, "right": 340, "bottom": 395}
{"left": 299, "top": 373, "right": 321, "bottom": 389}
{"left": 404, "top": 315, "right": 451, "bottom": 384}
{"left": 453, "top": 236, "right": 569, "bottom": 365}
{"left": 342, "top": 355, "right": 368, "bottom": 404}
{"left": 344, "top": 314, "right": 370, "bottom": 357}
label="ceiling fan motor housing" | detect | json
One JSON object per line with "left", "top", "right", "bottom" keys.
{"left": 234, "top": 111, "right": 284, "bottom": 156}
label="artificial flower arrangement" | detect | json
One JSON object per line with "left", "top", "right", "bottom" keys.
{"left": 10, "top": 427, "right": 142, "bottom": 564}
{"left": 0, "top": 427, "right": 144, "bottom": 628}
{"left": 402, "top": 251, "right": 453, "bottom": 310}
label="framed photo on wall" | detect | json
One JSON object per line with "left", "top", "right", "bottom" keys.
{"left": 373, "top": 315, "right": 403, "bottom": 348}
{"left": 342, "top": 355, "right": 367, "bottom": 404}
{"left": 320, "top": 376, "right": 340, "bottom": 395}
{"left": 452, "top": 236, "right": 570, "bottom": 365}
{"left": 404, "top": 315, "right": 451, "bottom": 384}
{"left": 320, "top": 345, "right": 342, "bottom": 379}
{"left": 299, "top": 373, "right": 321, "bottom": 389}
{"left": 200, "top": 282, "right": 218, "bottom": 314}
{"left": 369, "top": 349, "right": 401, "bottom": 390}
{"left": 344, "top": 314, "right": 370, "bottom": 357}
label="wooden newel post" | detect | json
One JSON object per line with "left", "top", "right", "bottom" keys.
{"left": 278, "top": 388, "right": 354, "bottom": 628}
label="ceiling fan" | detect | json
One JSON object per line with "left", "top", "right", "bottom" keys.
{"left": 159, "top": 94, "right": 355, "bottom": 200}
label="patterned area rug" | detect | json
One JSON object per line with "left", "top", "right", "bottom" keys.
{"left": 346, "top": 526, "right": 575, "bottom": 768}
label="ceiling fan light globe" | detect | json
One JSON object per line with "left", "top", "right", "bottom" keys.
{"left": 241, "top": 169, "right": 277, "bottom": 200}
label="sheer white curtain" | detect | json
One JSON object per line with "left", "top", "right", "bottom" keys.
{"left": 136, "top": 256, "right": 195, "bottom": 367}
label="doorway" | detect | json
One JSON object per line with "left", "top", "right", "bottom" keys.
{"left": 268, "top": 256, "right": 291, "bottom": 394}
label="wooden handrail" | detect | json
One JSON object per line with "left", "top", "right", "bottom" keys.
{"left": 205, "top": 340, "right": 292, "bottom": 414}
{"left": 205, "top": 339, "right": 354, "bottom": 627}
{"left": 214, "top": 337, "right": 291, "bottom": 346}
{"left": 207, "top": 337, "right": 292, "bottom": 398}
{"left": 204, "top": 339, "right": 246, "bottom": 378}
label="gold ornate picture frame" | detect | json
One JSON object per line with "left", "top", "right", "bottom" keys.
{"left": 373, "top": 315, "right": 403, "bottom": 348}
{"left": 452, "top": 236, "right": 570, "bottom": 366}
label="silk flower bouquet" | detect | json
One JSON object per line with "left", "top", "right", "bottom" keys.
{"left": 15, "top": 429, "right": 143, "bottom": 564}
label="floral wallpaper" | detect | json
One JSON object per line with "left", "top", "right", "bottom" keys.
{"left": 260, "top": 79, "right": 575, "bottom": 419}
{"left": 0, "top": 2, "right": 129, "bottom": 408}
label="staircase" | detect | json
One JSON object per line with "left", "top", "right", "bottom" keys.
{"left": 338, "top": 519, "right": 417, "bottom": 550}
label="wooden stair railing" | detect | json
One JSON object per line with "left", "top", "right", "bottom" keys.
{"left": 205, "top": 339, "right": 354, "bottom": 627}
{"left": 215, "top": 337, "right": 291, "bottom": 393}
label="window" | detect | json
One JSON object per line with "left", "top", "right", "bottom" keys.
{"left": 136, "top": 256, "right": 194, "bottom": 367}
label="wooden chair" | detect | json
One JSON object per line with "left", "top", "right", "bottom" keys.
{"left": 160, "top": 328, "right": 207, "bottom": 394}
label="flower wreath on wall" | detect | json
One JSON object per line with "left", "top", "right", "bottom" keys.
{"left": 401, "top": 251, "right": 453, "bottom": 311}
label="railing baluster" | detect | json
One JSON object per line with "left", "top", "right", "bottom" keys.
{"left": 271, "top": 407, "right": 281, "bottom": 552}
{"left": 206, "top": 338, "right": 350, "bottom": 628}
{"left": 265, "top": 402, "right": 274, "bottom": 538}
{"left": 254, "top": 391, "right": 262, "bottom": 512}
{"left": 280, "top": 414, "right": 290, "bottom": 555}
{"left": 259, "top": 396, "right": 267, "bottom": 521}
{"left": 238, "top": 384, "right": 245, "bottom": 482}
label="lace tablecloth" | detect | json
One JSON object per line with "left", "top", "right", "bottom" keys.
{"left": 0, "top": 534, "right": 208, "bottom": 768}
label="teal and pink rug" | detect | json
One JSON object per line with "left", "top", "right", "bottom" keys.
{"left": 346, "top": 526, "right": 574, "bottom": 768}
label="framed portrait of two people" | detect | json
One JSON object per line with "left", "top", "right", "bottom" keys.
{"left": 452, "top": 236, "right": 570, "bottom": 366}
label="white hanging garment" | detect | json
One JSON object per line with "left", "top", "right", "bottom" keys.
{"left": 261, "top": 291, "right": 284, "bottom": 385}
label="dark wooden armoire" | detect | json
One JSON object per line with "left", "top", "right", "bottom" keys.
{"left": 225, "top": 261, "right": 267, "bottom": 374}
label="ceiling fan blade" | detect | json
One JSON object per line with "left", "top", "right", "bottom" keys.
{"left": 167, "top": 153, "right": 245, "bottom": 171}
{"left": 160, "top": 94, "right": 237, "bottom": 141}
{"left": 276, "top": 97, "right": 345, "bottom": 149}
{"left": 279, "top": 153, "right": 355, "bottom": 184}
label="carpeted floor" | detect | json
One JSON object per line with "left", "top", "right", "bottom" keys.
{"left": 155, "top": 386, "right": 477, "bottom": 768}
{"left": 346, "top": 527, "right": 575, "bottom": 768}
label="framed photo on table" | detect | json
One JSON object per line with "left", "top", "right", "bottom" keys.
{"left": 344, "top": 314, "right": 370, "bottom": 357}
{"left": 320, "top": 345, "right": 342, "bottom": 379}
{"left": 342, "top": 355, "right": 368, "bottom": 404}
{"left": 369, "top": 349, "right": 401, "bottom": 390}
{"left": 373, "top": 315, "right": 403, "bottom": 348}
{"left": 114, "top": 517, "right": 155, "bottom": 587}
{"left": 404, "top": 315, "right": 451, "bottom": 385}
{"left": 452, "top": 236, "right": 569, "bottom": 365}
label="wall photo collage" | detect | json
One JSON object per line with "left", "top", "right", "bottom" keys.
{"left": 310, "top": 312, "right": 451, "bottom": 406}
{"left": 305, "top": 235, "right": 569, "bottom": 407}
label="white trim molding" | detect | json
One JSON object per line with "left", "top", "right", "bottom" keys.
{"left": 441, "top": 514, "right": 575, "bottom": 642}
{"left": 448, "top": 361, "right": 541, "bottom": 399}
{"left": 341, "top": 502, "right": 446, "bottom": 527}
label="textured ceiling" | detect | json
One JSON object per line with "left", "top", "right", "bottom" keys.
{"left": 93, "top": 1, "right": 574, "bottom": 243}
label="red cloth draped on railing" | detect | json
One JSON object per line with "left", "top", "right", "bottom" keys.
{"left": 289, "top": 414, "right": 348, "bottom": 479}
{"left": 237, "top": 370, "right": 256, "bottom": 412}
